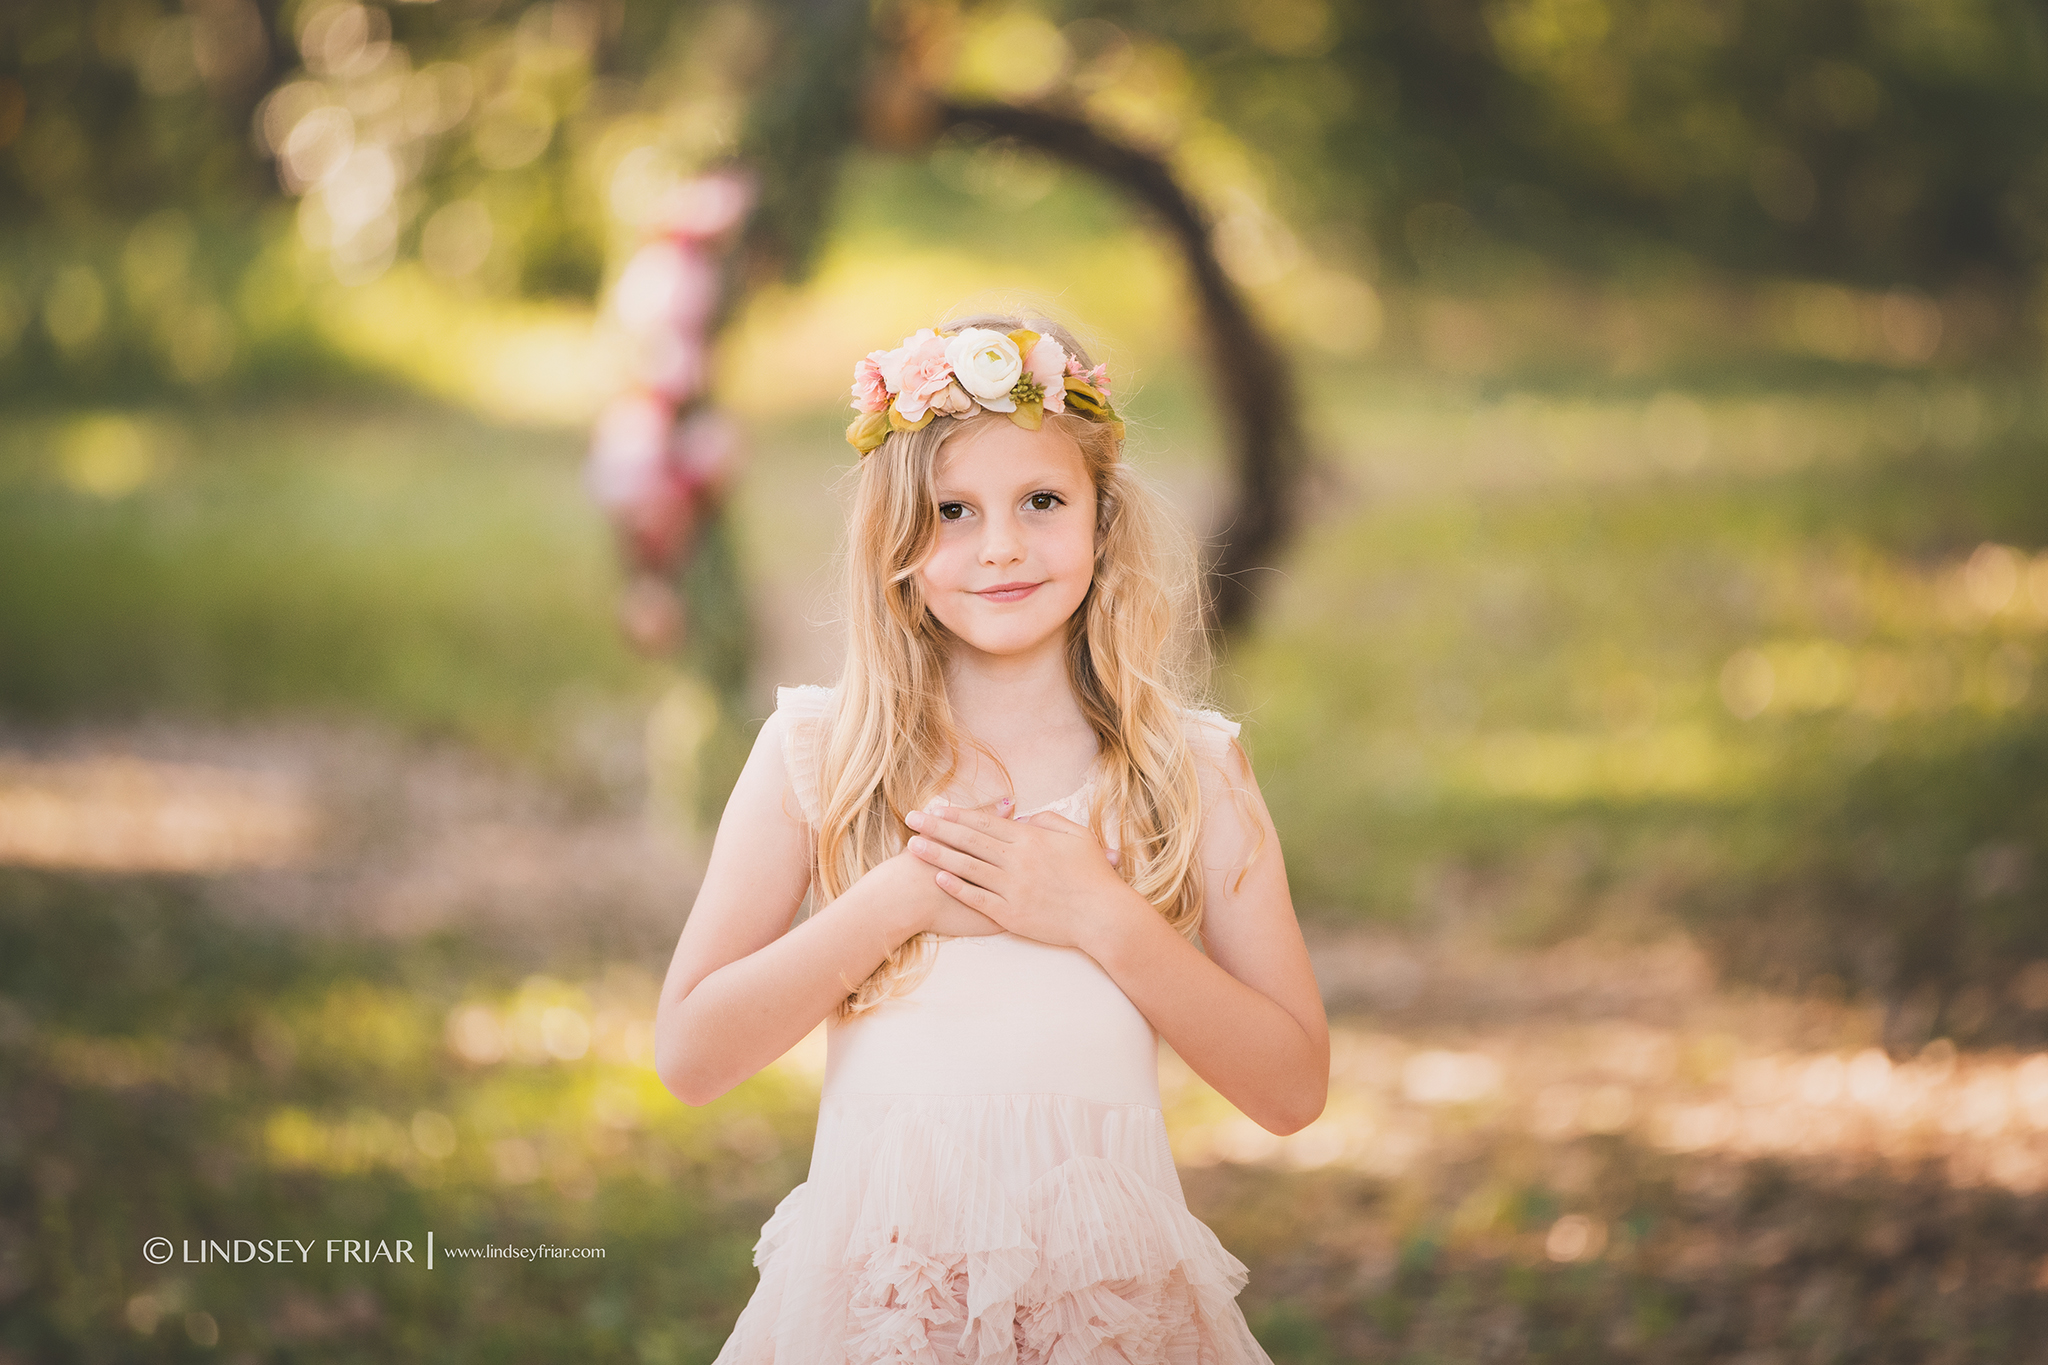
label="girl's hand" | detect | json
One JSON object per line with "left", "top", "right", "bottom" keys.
{"left": 859, "top": 848, "right": 1001, "bottom": 940}
{"left": 852, "top": 798, "right": 1013, "bottom": 941}
{"left": 903, "top": 803, "right": 1142, "bottom": 954}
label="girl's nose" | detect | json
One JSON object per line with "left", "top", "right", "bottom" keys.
{"left": 978, "top": 513, "right": 1025, "bottom": 565}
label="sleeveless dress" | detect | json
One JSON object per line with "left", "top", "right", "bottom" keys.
{"left": 710, "top": 684, "right": 1275, "bottom": 1364}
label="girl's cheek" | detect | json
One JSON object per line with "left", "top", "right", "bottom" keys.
{"left": 921, "top": 544, "right": 963, "bottom": 590}
{"left": 1062, "top": 528, "right": 1098, "bottom": 575}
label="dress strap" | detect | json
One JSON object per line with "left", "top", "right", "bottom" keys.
{"left": 774, "top": 684, "right": 838, "bottom": 828}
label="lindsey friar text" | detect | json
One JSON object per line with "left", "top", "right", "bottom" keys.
{"left": 156, "top": 1238, "right": 423, "bottom": 1264}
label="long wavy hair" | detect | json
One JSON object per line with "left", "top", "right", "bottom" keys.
{"left": 809, "top": 312, "right": 1216, "bottom": 1018}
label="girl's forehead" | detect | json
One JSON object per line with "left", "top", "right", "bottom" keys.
{"left": 934, "top": 421, "right": 1090, "bottom": 489}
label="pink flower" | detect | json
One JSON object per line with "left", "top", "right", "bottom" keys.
{"left": 651, "top": 170, "right": 754, "bottom": 242}
{"left": 642, "top": 330, "right": 705, "bottom": 401}
{"left": 1064, "top": 355, "right": 1112, "bottom": 397}
{"left": 613, "top": 240, "right": 717, "bottom": 339}
{"left": 585, "top": 392, "right": 674, "bottom": 511}
{"left": 670, "top": 410, "right": 743, "bottom": 494}
{"left": 1085, "top": 364, "right": 1111, "bottom": 396}
{"left": 1024, "top": 335, "right": 1068, "bottom": 414}
{"left": 850, "top": 353, "right": 890, "bottom": 413}
{"left": 884, "top": 328, "right": 957, "bottom": 423}
{"left": 875, "top": 328, "right": 933, "bottom": 391}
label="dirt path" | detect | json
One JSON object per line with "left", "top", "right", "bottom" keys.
{"left": 10, "top": 719, "right": 2048, "bottom": 1356}
{"left": 0, "top": 718, "right": 698, "bottom": 965}
{"left": 8, "top": 718, "right": 2045, "bottom": 1208}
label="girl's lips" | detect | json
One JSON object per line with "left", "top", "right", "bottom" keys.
{"left": 975, "top": 581, "right": 1042, "bottom": 603}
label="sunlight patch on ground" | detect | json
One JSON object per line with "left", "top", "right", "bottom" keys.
{"left": 0, "top": 755, "right": 316, "bottom": 873}
{"left": 1164, "top": 1020, "right": 2048, "bottom": 1197}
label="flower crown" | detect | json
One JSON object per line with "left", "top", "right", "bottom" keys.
{"left": 846, "top": 325, "right": 1123, "bottom": 455}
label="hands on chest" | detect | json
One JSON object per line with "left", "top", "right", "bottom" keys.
{"left": 902, "top": 800, "right": 1137, "bottom": 954}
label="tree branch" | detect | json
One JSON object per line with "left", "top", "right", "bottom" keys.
{"left": 934, "top": 99, "right": 1308, "bottom": 635}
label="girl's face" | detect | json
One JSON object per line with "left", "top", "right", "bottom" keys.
{"left": 917, "top": 417, "right": 1099, "bottom": 664}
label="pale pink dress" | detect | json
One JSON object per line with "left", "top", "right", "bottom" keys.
{"left": 711, "top": 684, "right": 1274, "bottom": 1364}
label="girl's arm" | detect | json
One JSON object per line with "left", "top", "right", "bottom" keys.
{"left": 653, "top": 711, "right": 952, "bottom": 1106}
{"left": 1087, "top": 737, "right": 1330, "bottom": 1135}
{"left": 907, "top": 735, "right": 1330, "bottom": 1134}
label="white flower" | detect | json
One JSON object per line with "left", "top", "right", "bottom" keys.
{"left": 944, "top": 328, "right": 1022, "bottom": 411}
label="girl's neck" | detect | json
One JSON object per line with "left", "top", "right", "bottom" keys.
{"left": 942, "top": 631, "right": 1088, "bottom": 749}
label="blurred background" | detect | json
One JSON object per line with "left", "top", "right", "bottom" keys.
{"left": 5, "top": 0, "right": 2048, "bottom": 1359}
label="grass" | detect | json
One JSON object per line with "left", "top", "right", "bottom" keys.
{"left": 0, "top": 357, "right": 2041, "bottom": 1022}
{"left": 2, "top": 363, "right": 2045, "bottom": 1016}
{"left": 2, "top": 298, "right": 2046, "bottom": 1357}
{"left": 0, "top": 398, "right": 659, "bottom": 765}
{"left": 1227, "top": 370, "right": 2048, "bottom": 1026}
{"left": 0, "top": 870, "right": 819, "bottom": 1363}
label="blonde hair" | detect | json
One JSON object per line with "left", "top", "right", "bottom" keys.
{"left": 811, "top": 311, "right": 1215, "bottom": 1018}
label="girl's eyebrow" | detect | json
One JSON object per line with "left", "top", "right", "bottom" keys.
{"left": 932, "top": 472, "right": 1082, "bottom": 500}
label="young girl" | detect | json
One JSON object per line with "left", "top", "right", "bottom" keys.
{"left": 655, "top": 311, "right": 1329, "bottom": 1361}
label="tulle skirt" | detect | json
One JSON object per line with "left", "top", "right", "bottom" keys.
{"left": 712, "top": 1091, "right": 1273, "bottom": 1364}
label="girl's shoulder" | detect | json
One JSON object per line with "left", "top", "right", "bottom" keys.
{"left": 1176, "top": 705, "right": 1254, "bottom": 832}
{"left": 1178, "top": 704, "right": 1242, "bottom": 769}
{"left": 771, "top": 683, "right": 839, "bottom": 828}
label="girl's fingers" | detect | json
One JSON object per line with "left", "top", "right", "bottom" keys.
{"left": 907, "top": 817, "right": 1008, "bottom": 864}
{"left": 933, "top": 869, "right": 998, "bottom": 913}
{"left": 908, "top": 835, "right": 999, "bottom": 887}
{"left": 1023, "top": 808, "right": 1114, "bottom": 859}
{"left": 929, "top": 803, "right": 1019, "bottom": 842}
{"left": 1024, "top": 810, "right": 1088, "bottom": 834}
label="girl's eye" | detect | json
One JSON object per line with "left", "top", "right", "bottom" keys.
{"left": 1026, "top": 492, "right": 1062, "bottom": 511}
{"left": 938, "top": 503, "right": 967, "bottom": 521}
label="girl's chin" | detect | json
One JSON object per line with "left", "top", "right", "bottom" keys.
{"left": 939, "top": 618, "right": 1070, "bottom": 659}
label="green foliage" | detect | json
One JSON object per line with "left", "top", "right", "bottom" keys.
{"left": 0, "top": 0, "right": 766, "bottom": 396}
{"left": 12, "top": 0, "right": 2046, "bottom": 412}
{"left": 0, "top": 401, "right": 658, "bottom": 756}
{"left": 1249, "top": 1298, "right": 1333, "bottom": 1362}
{"left": 1054, "top": 0, "right": 2048, "bottom": 289}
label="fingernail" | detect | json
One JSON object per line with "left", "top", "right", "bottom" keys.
{"left": 997, "top": 797, "right": 1014, "bottom": 814}
{"left": 905, "top": 810, "right": 924, "bottom": 828}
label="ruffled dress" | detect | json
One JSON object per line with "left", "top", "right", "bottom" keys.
{"left": 711, "top": 684, "right": 1274, "bottom": 1364}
